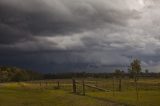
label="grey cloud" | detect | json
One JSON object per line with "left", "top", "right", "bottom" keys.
{"left": 0, "top": 0, "right": 139, "bottom": 44}
{"left": 1, "top": 0, "right": 160, "bottom": 72}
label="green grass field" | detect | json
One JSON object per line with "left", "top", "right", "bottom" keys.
{"left": 0, "top": 78, "right": 160, "bottom": 106}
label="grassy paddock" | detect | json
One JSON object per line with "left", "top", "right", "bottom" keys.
{"left": 0, "top": 82, "right": 121, "bottom": 106}
{"left": 0, "top": 77, "right": 160, "bottom": 106}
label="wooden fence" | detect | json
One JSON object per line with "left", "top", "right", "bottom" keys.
{"left": 72, "top": 79, "right": 110, "bottom": 95}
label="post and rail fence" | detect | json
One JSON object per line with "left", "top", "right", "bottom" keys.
{"left": 72, "top": 79, "right": 110, "bottom": 96}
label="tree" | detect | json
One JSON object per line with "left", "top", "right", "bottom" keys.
{"left": 129, "top": 59, "right": 141, "bottom": 82}
{"left": 0, "top": 66, "right": 43, "bottom": 82}
{"left": 145, "top": 69, "right": 149, "bottom": 75}
{"left": 128, "top": 59, "right": 141, "bottom": 105}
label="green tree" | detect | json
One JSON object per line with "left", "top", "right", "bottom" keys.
{"left": 0, "top": 66, "right": 42, "bottom": 82}
{"left": 129, "top": 59, "right": 141, "bottom": 82}
{"left": 145, "top": 69, "right": 149, "bottom": 75}
{"left": 128, "top": 59, "right": 141, "bottom": 105}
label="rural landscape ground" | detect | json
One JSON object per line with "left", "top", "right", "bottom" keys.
{"left": 0, "top": 78, "right": 160, "bottom": 106}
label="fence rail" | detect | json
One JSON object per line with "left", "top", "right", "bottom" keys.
{"left": 72, "top": 79, "right": 110, "bottom": 95}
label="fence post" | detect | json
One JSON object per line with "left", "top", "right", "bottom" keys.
{"left": 46, "top": 82, "right": 48, "bottom": 87}
{"left": 57, "top": 81, "right": 60, "bottom": 89}
{"left": 82, "top": 80, "right": 85, "bottom": 95}
{"left": 72, "top": 79, "right": 76, "bottom": 93}
{"left": 119, "top": 78, "right": 122, "bottom": 91}
{"left": 40, "top": 82, "right": 41, "bottom": 87}
{"left": 113, "top": 77, "right": 115, "bottom": 96}
{"left": 95, "top": 81, "right": 98, "bottom": 87}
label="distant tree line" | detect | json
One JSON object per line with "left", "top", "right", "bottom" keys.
{"left": 0, "top": 66, "right": 43, "bottom": 82}
{"left": 44, "top": 72, "right": 116, "bottom": 79}
{"left": 1, "top": 64, "right": 160, "bottom": 82}
{"left": 43, "top": 71, "right": 160, "bottom": 79}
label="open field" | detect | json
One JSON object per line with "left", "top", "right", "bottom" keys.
{"left": 0, "top": 78, "right": 160, "bottom": 106}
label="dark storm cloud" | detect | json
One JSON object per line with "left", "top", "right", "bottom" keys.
{"left": 0, "top": 0, "right": 160, "bottom": 72}
{"left": 0, "top": 0, "right": 139, "bottom": 44}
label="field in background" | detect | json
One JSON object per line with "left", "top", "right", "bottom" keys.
{"left": 0, "top": 78, "right": 160, "bottom": 106}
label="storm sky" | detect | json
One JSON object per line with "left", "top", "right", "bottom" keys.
{"left": 0, "top": 0, "right": 160, "bottom": 73}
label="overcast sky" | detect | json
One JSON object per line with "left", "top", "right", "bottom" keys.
{"left": 0, "top": 0, "right": 160, "bottom": 73}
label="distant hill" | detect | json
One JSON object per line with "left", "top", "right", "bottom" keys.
{"left": 0, "top": 66, "right": 43, "bottom": 82}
